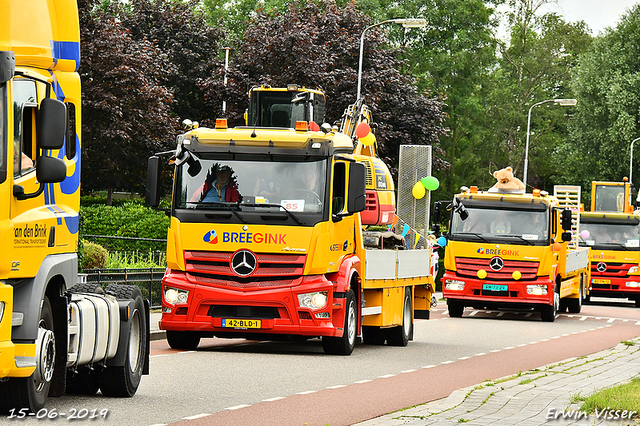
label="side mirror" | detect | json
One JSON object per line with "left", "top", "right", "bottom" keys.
{"left": 0, "top": 51, "right": 15, "bottom": 84}
{"left": 37, "top": 98, "right": 66, "bottom": 150}
{"left": 347, "top": 162, "right": 366, "bottom": 213}
{"left": 433, "top": 201, "right": 442, "bottom": 223}
{"left": 453, "top": 197, "right": 468, "bottom": 221}
{"left": 36, "top": 156, "right": 66, "bottom": 183}
{"left": 561, "top": 208, "right": 573, "bottom": 231}
{"left": 146, "top": 156, "right": 161, "bottom": 207}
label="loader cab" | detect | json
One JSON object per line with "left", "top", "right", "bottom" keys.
{"left": 246, "top": 85, "right": 326, "bottom": 128}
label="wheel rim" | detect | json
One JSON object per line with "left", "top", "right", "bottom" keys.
{"left": 402, "top": 296, "right": 411, "bottom": 336}
{"left": 347, "top": 300, "right": 356, "bottom": 345}
{"left": 128, "top": 310, "right": 141, "bottom": 372}
{"left": 554, "top": 292, "right": 560, "bottom": 315}
{"left": 34, "top": 323, "right": 55, "bottom": 392}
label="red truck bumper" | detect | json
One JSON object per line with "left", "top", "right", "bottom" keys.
{"left": 442, "top": 271, "right": 553, "bottom": 308}
{"left": 159, "top": 270, "right": 347, "bottom": 338}
{"left": 589, "top": 275, "right": 640, "bottom": 300}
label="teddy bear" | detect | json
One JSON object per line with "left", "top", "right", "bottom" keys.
{"left": 491, "top": 166, "right": 525, "bottom": 190}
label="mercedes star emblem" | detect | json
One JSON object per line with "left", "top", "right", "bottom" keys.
{"left": 596, "top": 262, "right": 607, "bottom": 273}
{"left": 489, "top": 256, "right": 504, "bottom": 271}
{"left": 231, "top": 250, "right": 258, "bottom": 276}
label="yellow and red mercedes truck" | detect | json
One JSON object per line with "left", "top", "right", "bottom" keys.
{"left": 437, "top": 185, "right": 590, "bottom": 321}
{"left": 579, "top": 179, "right": 640, "bottom": 306}
{"left": 0, "top": 0, "right": 149, "bottom": 412}
{"left": 147, "top": 86, "right": 436, "bottom": 355}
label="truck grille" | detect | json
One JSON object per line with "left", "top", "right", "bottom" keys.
{"left": 590, "top": 262, "right": 631, "bottom": 278}
{"left": 184, "top": 250, "right": 306, "bottom": 289}
{"left": 455, "top": 257, "right": 539, "bottom": 281}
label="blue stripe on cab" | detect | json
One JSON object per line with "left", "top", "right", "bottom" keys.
{"left": 50, "top": 40, "right": 80, "bottom": 71}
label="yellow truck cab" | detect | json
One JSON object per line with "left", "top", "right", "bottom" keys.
{"left": 579, "top": 180, "right": 640, "bottom": 306}
{"left": 0, "top": 0, "right": 149, "bottom": 412}
{"left": 437, "top": 185, "right": 590, "bottom": 321}
{"left": 147, "top": 86, "right": 436, "bottom": 355}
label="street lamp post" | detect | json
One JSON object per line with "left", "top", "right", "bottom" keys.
{"left": 356, "top": 18, "right": 427, "bottom": 101}
{"left": 630, "top": 137, "right": 640, "bottom": 184}
{"left": 523, "top": 98, "right": 577, "bottom": 188}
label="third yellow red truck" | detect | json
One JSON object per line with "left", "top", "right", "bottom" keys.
{"left": 579, "top": 179, "right": 640, "bottom": 307}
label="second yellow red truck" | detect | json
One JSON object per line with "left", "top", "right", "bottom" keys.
{"left": 437, "top": 184, "right": 590, "bottom": 321}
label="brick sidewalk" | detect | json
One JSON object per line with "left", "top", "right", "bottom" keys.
{"left": 357, "top": 339, "right": 640, "bottom": 426}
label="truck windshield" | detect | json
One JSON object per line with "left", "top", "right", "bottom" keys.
{"left": 248, "top": 91, "right": 309, "bottom": 128}
{"left": 579, "top": 219, "right": 640, "bottom": 250}
{"left": 450, "top": 206, "right": 549, "bottom": 244}
{"left": 175, "top": 156, "right": 327, "bottom": 214}
{"left": 593, "top": 185, "right": 625, "bottom": 212}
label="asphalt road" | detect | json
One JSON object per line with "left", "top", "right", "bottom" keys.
{"left": 5, "top": 298, "right": 640, "bottom": 426}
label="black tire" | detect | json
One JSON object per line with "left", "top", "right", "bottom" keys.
{"left": 98, "top": 285, "right": 147, "bottom": 397}
{"left": 322, "top": 290, "right": 357, "bottom": 355}
{"left": 447, "top": 299, "right": 464, "bottom": 318}
{"left": 635, "top": 298, "right": 640, "bottom": 308}
{"left": 0, "top": 296, "right": 55, "bottom": 412}
{"left": 567, "top": 281, "right": 583, "bottom": 314}
{"left": 66, "top": 369, "right": 99, "bottom": 395}
{"left": 69, "top": 282, "right": 104, "bottom": 294}
{"left": 362, "top": 326, "right": 386, "bottom": 345}
{"left": 166, "top": 330, "right": 201, "bottom": 350}
{"left": 541, "top": 289, "right": 559, "bottom": 322}
{"left": 387, "top": 288, "right": 412, "bottom": 346}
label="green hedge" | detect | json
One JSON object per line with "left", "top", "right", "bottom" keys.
{"left": 80, "top": 201, "right": 169, "bottom": 251}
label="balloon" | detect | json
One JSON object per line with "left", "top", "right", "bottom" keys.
{"left": 360, "top": 132, "right": 376, "bottom": 146}
{"left": 477, "top": 269, "right": 487, "bottom": 279}
{"left": 412, "top": 182, "right": 426, "bottom": 199}
{"left": 580, "top": 230, "right": 590, "bottom": 239}
{"left": 355, "top": 122, "right": 371, "bottom": 138}
{"left": 420, "top": 176, "right": 440, "bottom": 191}
{"left": 437, "top": 236, "right": 447, "bottom": 247}
{"left": 512, "top": 271, "right": 522, "bottom": 280}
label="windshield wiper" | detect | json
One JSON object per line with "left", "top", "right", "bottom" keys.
{"left": 498, "top": 234, "right": 535, "bottom": 245}
{"left": 241, "top": 203, "right": 304, "bottom": 225}
{"left": 455, "top": 232, "right": 490, "bottom": 243}
{"left": 597, "top": 242, "right": 630, "bottom": 250}
{"left": 198, "top": 202, "right": 247, "bottom": 223}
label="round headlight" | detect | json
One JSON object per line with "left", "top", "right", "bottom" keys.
{"left": 165, "top": 288, "right": 179, "bottom": 304}
{"left": 311, "top": 293, "right": 328, "bottom": 309}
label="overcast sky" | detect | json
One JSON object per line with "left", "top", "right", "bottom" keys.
{"left": 540, "top": 0, "right": 638, "bottom": 35}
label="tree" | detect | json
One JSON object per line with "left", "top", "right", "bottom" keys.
{"left": 358, "top": 0, "right": 503, "bottom": 196}
{"left": 565, "top": 4, "right": 640, "bottom": 193}
{"left": 119, "top": 0, "right": 225, "bottom": 125}
{"left": 78, "top": 0, "right": 178, "bottom": 202}
{"left": 484, "top": 0, "right": 591, "bottom": 191}
{"left": 199, "top": 0, "right": 447, "bottom": 172}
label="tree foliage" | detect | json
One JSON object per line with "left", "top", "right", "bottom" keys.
{"left": 483, "top": 0, "right": 591, "bottom": 191}
{"left": 199, "top": 0, "right": 448, "bottom": 171}
{"left": 566, "top": 4, "right": 640, "bottom": 192}
{"left": 78, "top": 0, "right": 178, "bottom": 200}
{"left": 119, "top": 0, "right": 225, "bottom": 124}
{"left": 358, "top": 0, "right": 503, "bottom": 195}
